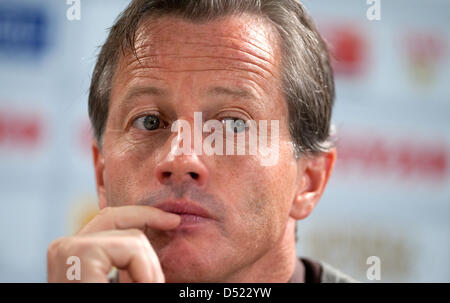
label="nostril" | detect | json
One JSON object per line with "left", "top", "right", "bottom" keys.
{"left": 162, "top": 172, "right": 172, "bottom": 178}
{"left": 189, "top": 172, "right": 199, "bottom": 180}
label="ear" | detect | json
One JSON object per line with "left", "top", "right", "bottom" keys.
{"left": 290, "top": 148, "right": 336, "bottom": 220}
{"left": 92, "top": 140, "right": 107, "bottom": 210}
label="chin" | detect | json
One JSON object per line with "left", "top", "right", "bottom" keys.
{"left": 157, "top": 238, "right": 224, "bottom": 282}
{"left": 160, "top": 253, "right": 214, "bottom": 282}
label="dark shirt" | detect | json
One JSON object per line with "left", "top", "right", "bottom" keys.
{"left": 288, "top": 257, "right": 323, "bottom": 283}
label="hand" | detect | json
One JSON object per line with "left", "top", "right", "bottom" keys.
{"left": 47, "top": 205, "right": 180, "bottom": 282}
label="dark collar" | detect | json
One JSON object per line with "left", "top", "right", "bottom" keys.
{"left": 287, "top": 257, "right": 305, "bottom": 283}
{"left": 288, "top": 257, "right": 323, "bottom": 283}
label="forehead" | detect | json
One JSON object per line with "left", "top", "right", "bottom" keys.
{"left": 134, "top": 13, "right": 280, "bottom": 63}
{"left": 114, "top": 13, "right": 282, "bottom": 82}
{"left": 109, "top": 13, "right": 285, "bottom": 118}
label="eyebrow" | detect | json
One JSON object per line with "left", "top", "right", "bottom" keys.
{"left": 122, "top": 85, "right": 256, "bottom": 102}
{"left": 206, "top": 86, "right": 256, "bottom": 100}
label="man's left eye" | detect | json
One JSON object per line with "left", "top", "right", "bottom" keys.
{"left": 222, "top": 118, "right": 248, "bottom": 133}
{"left": 133, "top": 114, "right": 166, "bottom": 131}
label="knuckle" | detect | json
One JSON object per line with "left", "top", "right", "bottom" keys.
{"left": 47, "top": 238, "right": 63, "bottom": 261}
{"left": 98, "top": 206, "right": 112, "bottom": 218}
{"left": 54, "top": 236, "right": 93, "bottom": 257}
{"left": 47, "top": 236, "right": 85, "bottom": 267}
{"left": 69, "top": 237, "right": 90, "bottom": 253}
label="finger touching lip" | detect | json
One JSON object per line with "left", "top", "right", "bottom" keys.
{"left": 154, "top": 200, "right": 213, "bottom": 220}
{"left": 79, "top": 205, "right": 181, "bottom": 234}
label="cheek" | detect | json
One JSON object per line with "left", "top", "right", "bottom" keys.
{"left": 103, "top": 159, "right": 134, "bottom": 206}
{"left": 102, "top": 147, "right": 158, "bottom": 206}
{"left": 220, "top": 140, "right": 296, "bottom": 201}
{"left": 251, "top": 162, "right": 297, "bottom": 223}
{"left": 212, "top": 142, "right": 297, "bottom": 232}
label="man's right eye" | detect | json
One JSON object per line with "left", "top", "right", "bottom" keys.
{"left": 133, "top": 114, "right": 166, "bottom": 131}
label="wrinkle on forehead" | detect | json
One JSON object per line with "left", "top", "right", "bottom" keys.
{"left": 118, "top": 14, "right": 282, "bottom": 81}
{"left": 135, "top": 14, "right": 279, "bottom": 56}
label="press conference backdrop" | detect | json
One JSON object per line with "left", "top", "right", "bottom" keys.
{"left": 0, "top": 0, "right": 448, "bottom": 282}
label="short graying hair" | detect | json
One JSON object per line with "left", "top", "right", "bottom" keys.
{"left": 89, "top": 0, "right": 335, "bottom": 156}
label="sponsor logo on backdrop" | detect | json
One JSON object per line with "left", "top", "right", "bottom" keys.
{"left": 320, "top": 23, "right": 367, "bottom": 77}
{"left": 301, "top": 225, "right": 415, "bottom": 282}
{"left": 0, "top": 3, "right": 48, "bottom": 57}
{"left": 402, "top": 31, "right": 447, "bottom": 89}
{"left": 0, "top": 108, "right": 43, "bottom": 149}
{"left": 335, "top": 131, "right": 448, "bottom": 182}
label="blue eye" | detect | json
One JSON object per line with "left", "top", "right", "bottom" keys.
{"left": 223, "top": 118, "right": 247, "bottom": 133}
{"left": 133, "top": 114, "right": 163, "bottom": 131}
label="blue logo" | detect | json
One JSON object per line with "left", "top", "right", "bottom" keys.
{"left": 0, "top": 4, "right": 48, "bottom": 56}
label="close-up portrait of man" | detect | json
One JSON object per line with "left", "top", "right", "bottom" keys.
{"left": 47, "top": 0, "right": 358, "bottom": 282}
{"left": 46, "top": 0, "right": 355, "bottom": 283}
{"left": 2, "top": 0, "right": 450, "bottom": 287}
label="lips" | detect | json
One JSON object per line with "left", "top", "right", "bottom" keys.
{"left": 155, "top": 200, "right": 213, "bottom": 225}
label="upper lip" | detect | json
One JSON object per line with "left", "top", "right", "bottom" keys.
{"left": 154, "top": 199, "right": 213, "bottom": 219}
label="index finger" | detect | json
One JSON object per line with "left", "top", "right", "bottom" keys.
{"left": 78, "top": 205, "right": 181, "bottom": 235}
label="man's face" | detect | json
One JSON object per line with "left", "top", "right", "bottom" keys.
{"left": 97, "top": 14, "right": 303, "bottom": 282}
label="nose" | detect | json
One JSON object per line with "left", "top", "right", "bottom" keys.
{"left": 155, "top": 152, "right": 209, "bottom": 187}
